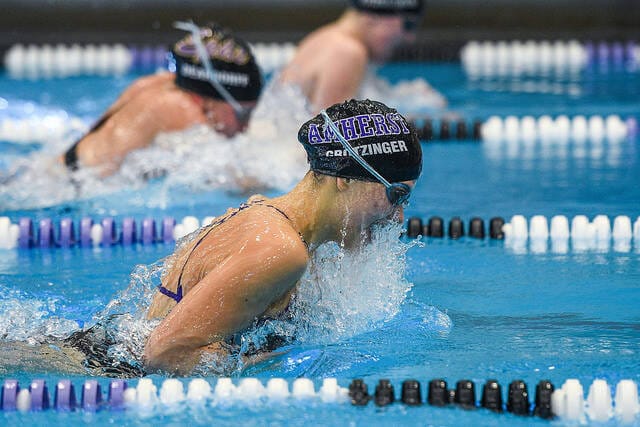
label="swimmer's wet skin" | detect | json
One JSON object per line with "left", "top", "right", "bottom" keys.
{"left": 61, "top": 23, "right": 263, "bottom": 174}
{"left": 143, "top": 99, "right": 422, "bottom": 375}
{"left": 279, "top": 0, "right": 428, "bottom": 111}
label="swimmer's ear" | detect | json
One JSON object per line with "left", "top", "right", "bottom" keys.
{"left": 336, "top": 177, "right": 352, "bottom": 192}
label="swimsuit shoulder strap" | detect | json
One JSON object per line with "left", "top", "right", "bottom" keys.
{"left": 157, "top": 200, "right": 307, "bottom": 304}
{"left": 157, "top": 203, "right": 251, "bottom": 303}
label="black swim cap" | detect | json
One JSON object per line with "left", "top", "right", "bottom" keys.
{"left": 172, "top": 25, "right": 263, "bottom": 102}
{"left": 298, "top": 99, "right": 422, "bottom": 183}
{"left": 349, "top": 0, "right": 426, "bottom": 16}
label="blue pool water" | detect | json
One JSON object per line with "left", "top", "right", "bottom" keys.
{"left": 0, "top": 63, "right": 639, "bottom": 426}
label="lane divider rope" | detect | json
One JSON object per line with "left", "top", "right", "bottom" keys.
{"left": 2, "top": 42, "right": 295, "bottom": 79}
{"left": 480, "top": 114, "right": 638, "bottom": 144}
{"left": 405, "top": 215, "right": 640, "bottom": 252}
{"left": 1, "top": 115, "right": 483, "bottom": 146}
{"left": 2, "top": 214, "right": 639, "bottom": 252}
{"left": 461, "top": 40, "right": 640, "bottom": 77}
{"left": 0, "top": 215, "right": 212, "bottom": 250}
{"left": 2, "top": 113, "right": 635, "bottom": 146}
{"left": 1, "top": 377, "right": 637, "bottom": 423}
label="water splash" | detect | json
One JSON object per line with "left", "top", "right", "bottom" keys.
{"left": 193, "top": 221, "right": 421, "bottom": 375}
{"left": 83, "top": 221, "right": 421, "bottom": 375}
{"left": 95, "top": 260, "right": 164, "bottom": 368}
{"left": 0, "top": 289, "right": 79, "bottom": 344}
{"left": 288, "top": 221, "right": 416, "bottom": 343}
{"left": 0, "top": 73, "right": 444, "bottom": 210}
{"left": 0, "top": 80, "right": 311, "bottom": 210}
{"left": 0, "top": 221, "right": 437, "bottom": 376}
{"left": 359, "top": 68, "right": 448, "bottom": 112}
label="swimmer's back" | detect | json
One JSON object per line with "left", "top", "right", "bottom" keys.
{"left": 281, "top": 24, "right": 367, "bottom": 108}
{"left": 74, "top": 77, "right": 207, "bottom": 172}
{"left": 147, "top": 202, "right": 308, "bottom": 320}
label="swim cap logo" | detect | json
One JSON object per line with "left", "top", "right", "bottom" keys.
{"left": 325, "top": 139, "right": 410, "bottom": 158}
{"left": 307, "top": 113, "right": 411, "bottom": 144}
{"left": 175, "top": 28, "right": 250, "bottom": 66}
{"left": 179, "top": 63, "right": 250, "bottom": 87}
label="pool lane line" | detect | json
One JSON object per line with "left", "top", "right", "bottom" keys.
{"left": 2, "top": 42, "right": 295, "bottom": 79}
{"left": 460, "top": 40, "right": 640, "bottom": 77}
{"left": 1, "top": 377, "right": 638, "bottom": 423}
{"left": 1, "top": 214, "right": 639, "bottom": 251}
{"left": 480, "top": 115, "right": 638, "bottom": 144}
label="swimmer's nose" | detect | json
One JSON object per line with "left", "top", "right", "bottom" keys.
{"left": 397, "top": 207, "right": 405, "bottom": 224}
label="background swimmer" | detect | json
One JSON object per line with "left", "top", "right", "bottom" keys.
{"left": 280, "top": 0, "right": 445, "bottom": 111}
{"left": 59, "top": 23, "right": 263, "bottom": 176}
{"left": 143, "top": 99, "right": 423, "bottom": 375}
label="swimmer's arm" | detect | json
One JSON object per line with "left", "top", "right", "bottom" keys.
{"left": 73, "top": 87, "right": 205, "bottom": 175}
{"left": 143, "top": 234, "right": 308, "bottom": 375}
{"left": 310, "top": 41, "right": 367, "bottom": 110}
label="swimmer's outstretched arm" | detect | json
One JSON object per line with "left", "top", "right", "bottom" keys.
{"left": 143, "top": 231, "right": 308, "bottom": 375}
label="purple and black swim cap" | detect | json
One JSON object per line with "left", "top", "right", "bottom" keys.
{"left": 298, "top": 99, "right": 422, "bottom": 183}
{"left": 172, "top": 25, "right": 263, "bottom": 102}
{"left": 349, "top": 0, "right": 426, "bottom": 16}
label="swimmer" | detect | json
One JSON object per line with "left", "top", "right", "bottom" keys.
{"left": 143, "top": 98, "right": 423, "bottom": 375}
{"left": 280, "top": 0, "right": 445, "bottom": 111}
{"left": 59, "top": 22, "right": 263, "bottom": 176}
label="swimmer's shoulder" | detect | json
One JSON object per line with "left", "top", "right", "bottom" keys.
{"left": 144, "top": 85, "right": 207, "bottom": 129}
{"left": 124, "top": 72, "right": 175, "bottom": 96}
{"left": 335, "top": 38, "right": 367, "bottom": 67}
{"left": 300, "top": 25, "right": 367, "bottom": 61}
{"left": 234, "top": 205, "right": 309, "bottom": 264}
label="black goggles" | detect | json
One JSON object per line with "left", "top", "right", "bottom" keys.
{"left": 386, "top": 182, "right": 412, "bottom": 206}
{"left": 403, "top": 16, "right": 421, "bottom": 32}
{"left": 320, "top": 110, "right": 412, "bottom": 207}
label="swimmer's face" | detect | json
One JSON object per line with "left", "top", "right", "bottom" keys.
{"left": 340, "top": 179, "right": 415, "bottom": 246}
{"left": 365, "top": 180, "right": 414, "bottom": 224}
{"left": 367, "top": 15, "right": 417, "bottom": 61}
{"left": 204, "top": 100, "right": 257, "bottom": 137}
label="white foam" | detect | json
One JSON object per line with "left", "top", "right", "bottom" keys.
{"left": 0, "top": 80, "right": 310, "bottom": 210}
{"left": 359, "top": 70, "right": 447, "bottom": 111}
{"left": 287, "top": 222, "right": 416, "bottom": 344}
{"left": 0, "top": 293, "right": 79, "bottom": 342}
